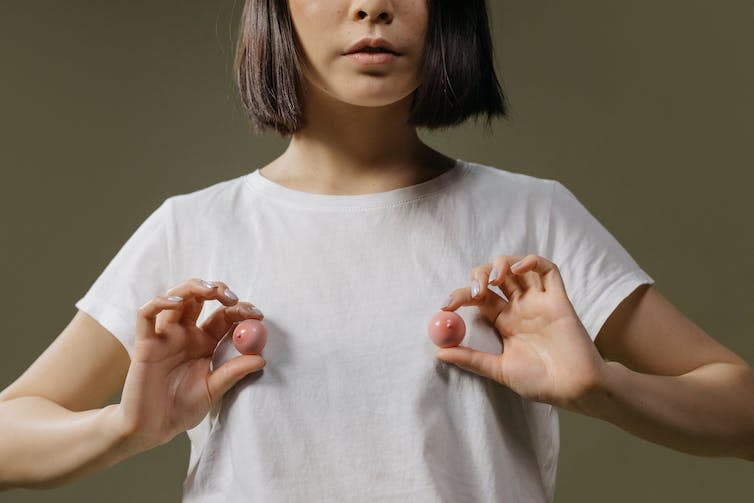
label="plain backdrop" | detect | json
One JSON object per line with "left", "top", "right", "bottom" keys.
{"left": 1, "top": 1, "right": 752, "bottom": 501}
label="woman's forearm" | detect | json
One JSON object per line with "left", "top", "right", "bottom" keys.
{"left": 574, "top": 361, "right": 754, "bottom": 460}
{"left": 0, "top": 396, "right": 140, "bottom": 490}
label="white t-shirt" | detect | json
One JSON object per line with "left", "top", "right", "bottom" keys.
{"left": 75, "top": 158, "right": 654, "bottom": 502}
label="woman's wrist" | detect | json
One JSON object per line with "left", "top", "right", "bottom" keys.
{"left": 568, "top": 360, "right": 618, "bottom": 417}
{"left": 97, "top": 403, "right": 157, "bottom": 463}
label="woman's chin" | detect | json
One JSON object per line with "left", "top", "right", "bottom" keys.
{"left": 326, "top": 86, "right": 418, "bottom": 109}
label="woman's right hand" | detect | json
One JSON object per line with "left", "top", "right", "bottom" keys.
{"left": 115, "top": 278, "right": 265, "bottom": 453}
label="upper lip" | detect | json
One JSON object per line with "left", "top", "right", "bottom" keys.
{"left": 343, "top": 37, "right": 401, "bottom": 55}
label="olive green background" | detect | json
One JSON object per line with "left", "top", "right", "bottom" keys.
{"left": 1, "top": 1, "right": 752, "bottom": 501}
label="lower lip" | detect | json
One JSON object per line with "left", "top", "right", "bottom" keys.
{"left": 345, "top": 51, "right": 398, "bottom": 65}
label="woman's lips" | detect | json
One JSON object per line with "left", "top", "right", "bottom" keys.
{"left": 344, "top": 51, "right": 398, "bottom": 65}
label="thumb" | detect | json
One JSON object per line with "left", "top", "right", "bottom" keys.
{"left": 435, "top": 346, "right": 504, "bottom": 385}
{"left": 207, "top": 355, "right": 266, "bottom": 402}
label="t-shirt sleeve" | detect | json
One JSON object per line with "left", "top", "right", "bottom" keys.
{"left": 539, "top": 180, "right": 655, "bottom": 342}
{"left": 74, "top": 198, "right": 174, "bottom": 360}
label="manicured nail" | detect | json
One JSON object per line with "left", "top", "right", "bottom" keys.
{"left": 441, "top": 294, "right": 453, "bottom": 308}
{"left": 224, "top": 288, "right": 238, "bottom": 301}
{"left": 488, "top": 268, "right": 498, "bottom": 283}
{"left": 201, "top": 280, "right": 217, "bottom": 289}
{"left": 167, "top": 295, "right": 183, "bottom": 302}
{"left": 511, "top": 260, "right": 524, "bottom": 271}
{"left": 241, "top": 304, "right": 260, "bottom": 316}
{"left": 470, "top": 279, "right": 480, "bottom": 297}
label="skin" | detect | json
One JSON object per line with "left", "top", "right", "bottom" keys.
{"left": 116, "top": 279, "right": 265, "bottom": 451}
{"left": 2, "top": 3, "right": 750, "bottom": 489}
{"left": 120, "top": 0, "right": 754, "bottom": 460}
{"left": 438, "top": 255, "right": 605, "bottom": 411}
{"left": 116, "top": 1, "right": 442, "bottom": 448}
{"left": 437, "top": 255, "right": 754, "bottom": 460}
{"left": 260, "top": 0, "right": 457, "bottom": 194}
{"left": 255, "top": 5, "right": 754, "bottom": 460}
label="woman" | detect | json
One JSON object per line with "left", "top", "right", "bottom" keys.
{"left": 1, "top": 1, "right": 752, "bottom": 501}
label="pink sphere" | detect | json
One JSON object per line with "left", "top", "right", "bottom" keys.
{"left": 232, "top": 319, "right": 268, "bottom": 355}
{"left": 428, "top": 310, "right": 466, "bottom": 348}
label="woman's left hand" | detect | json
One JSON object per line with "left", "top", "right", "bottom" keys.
{"left": 436, "top": 254, "right": 606, "bottom": 411}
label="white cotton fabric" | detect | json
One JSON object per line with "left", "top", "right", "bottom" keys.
{"left": 75, "top": 158, "right": 654, "bottom": 502}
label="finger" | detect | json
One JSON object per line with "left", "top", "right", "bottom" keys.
{"left": 160, "top": 278, "right": 218, "bottom": 325}
{"left": 468, "top": 264, "right": 489, "bottom": 303}
{"left": 136, "top": 294, "right": 186, "bottom": 339}
{"left": 487, "top": 255, "right": 527, "bottom": 300}
{"left": 435, "top": 346, "right": 506, "bottom": 386}
{"left": 158, "top": 278, "right": 234, "bottom": 326}
{"left": 509, "top": 254, "right": 564, "bottom": 292}
{"left": 200, "top": 302, "right": 264, "bottom": 343}
{"left": 441, "top": 284, "right": 508, "bottom": 324}
{"left": 180, "top": 280, "right": 239, "bottom": 325}
{"left": 440, "top": 280, "right": 508, "bottom": 311}
{"left": 207, "top": 354, "right": 266, "bottom": 406}
{"left": 508, "top": 255, "right": 543, "bottom": 291}
{"left": 468, "top": 263, "right": 506, "bottom": 304}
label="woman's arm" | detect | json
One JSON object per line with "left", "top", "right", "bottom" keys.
{"left": 576, "top": 284, "right": 754, "bottom": 460}
{"left": 0, "top": 398, "right": 137, "bottom": 490}
{"left": 576, "top": 360, "right": 754, "bottom": 460}
{"left": 436, "top": 255, "right": 754, "bottom": 461}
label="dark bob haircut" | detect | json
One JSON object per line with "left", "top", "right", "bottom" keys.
{"left": 234, "top": 0, "right": 508, "bottom": 137}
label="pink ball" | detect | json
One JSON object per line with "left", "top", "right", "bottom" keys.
{"left": 232, "top": 319, "right": 268, "bottom": 355}
{"left": 427, "top": 310, "right": 466, "bottom": 348}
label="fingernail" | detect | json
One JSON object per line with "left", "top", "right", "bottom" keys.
{"left": 224, "top": 288, "right": 238, "bottom": 301}
{"left": 511, "top": 260, "right": 524, "bottom": 271}
{"left": 201, "top": 280, "right": 217, "bottom": 289}
{"left": 441, "top": 294, "right": 453, "bottom": 308}
{"left": 470, "top": 279, "right": 480, "bottom": 297}
{"left": 251, "top": 306, "right": 263, "bottom": 316}
{"left": 488, "top": 268, "right": 498, "bottom": 283}
{"left": 167, "top": 295, "right": 183, "bottom": 302}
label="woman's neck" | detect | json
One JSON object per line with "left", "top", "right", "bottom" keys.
{"left": 258, "top": 90, "right": 456, "bottom": 195}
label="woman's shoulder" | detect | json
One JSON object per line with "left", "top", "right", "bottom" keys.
{"left": 162, "top": 172, "right": 249, "bottom": 215}
{"left": 459, "top": 158, "right": 558, "bottom": 196}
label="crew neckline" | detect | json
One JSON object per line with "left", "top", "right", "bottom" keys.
{"left": 244, "top": 158, "right": 467, "bottom": 210}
